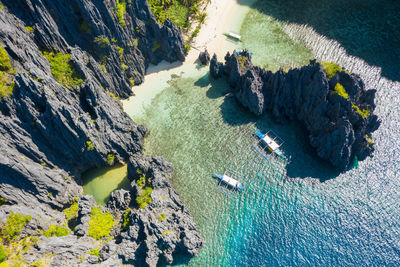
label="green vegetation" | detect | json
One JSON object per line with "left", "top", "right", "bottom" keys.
{"left": 1, "top": 213, "right": 31, "bottom": 242}
{"left": 121, "top": 63, "right": 128, "bottom": 71}
{"left": 365, "top": 134, "right": 373, "bottom": 144}
{"left": 94, "top": 36, "right": 110, "bottom": 49}
{"left": 136, "top": 187, "right": 153, "bottom": 209}
{"left": 148, "top": 0, "right": 189, "bottom": 28}
{"left": 116, "top": 0, "right": 127, "bottom": 27}
{"left": 192, "top": 27, "right": 200, "bottom": 38}
{"left": 136, "top": 175, "right": 146, "bottom": 188}
{"left": 0, "top": 46, "right": 14, "bottom": 98}
{"left": 184, "top": 42, "right": 191, "bottom": 53}
{"left": 238, "top": 54, "right": 247, "bottom": 69}
{"left": 108, "top": 91, "right": 121, "bottom": 101}
{"left": 122, "top": 209, "right": 131, "bottom": 229}
{"left": 107, "top": 154, "right": 115, "bottom": 166}
{"left": 135, "top": 174, "right": 153, "bottom": 209}
{"left": 42, "top": 51, "right": 83, "bottom": 88}
{"left": 88, "top": 248, "right": 100, "bottom": 257}
{"left": 321, "top": 61, "right": 349, "bottom": 79}
{"left": 165, "top": 2, "right": 188, "bottom": 28}
{"left": 129, "top": 77, "right": 135, "bottom": 86}
{"left": 0, "top": 245, "right": 6, "bottom": 263}
{"left": 44, "top": 225, "right": 69, "bottom": 237}
{"left": 333, "top": 83, "right": 348, "bottom": 99}
{"left": 0, "top": 3, "right": 4, "bottom": 9}
{"left": 25, "top": 26, "right": 34, "bottom": 34}
{"left": 116, "top": 46, "right": 124, "bottom": 60}
{"left": 158, "top": 213, "right": 166, "bottom": 222}
{"left": 86, "top": 140, "right": 94, "bottom": 151}
{"left": 63, "top": 200, "right": 79, "bottom": 229}
{"left": 352, "top": 103, "right": 371, "bottom": 118}
{"left": 87, "top": 207, "right": 115, "bottom": 240}
{"left": 151, "top": 41, "right": 160, "bottom": 53}
{"left": 162, "top": 229, "right": 172, "bottom": 236}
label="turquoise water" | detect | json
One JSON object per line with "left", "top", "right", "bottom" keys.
{"left": 125, "top": 1, "right": 400, "bottom": 266}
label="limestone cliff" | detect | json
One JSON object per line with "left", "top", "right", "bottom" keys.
{"left": 0, "top": 1, "right": 202, "bottom": 266}
{"left": 210, "top": 51, "right": 380, "bottom": 170}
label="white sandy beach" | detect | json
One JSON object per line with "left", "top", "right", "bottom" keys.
{"left": 122, "top": 0, "right": 256, "bottom": 117}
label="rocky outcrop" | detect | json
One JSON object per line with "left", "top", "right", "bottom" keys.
{"left": 103, "top": 155, "right": 203, "bottom": 266}
{"left": 0, "top": 0, "right": 202, "bottom": 266}
{"left": 210, "top": 51, "right": 380, "bottom": 170}
{"left": 198, "top": 49, "right": 210, "bottom": 65}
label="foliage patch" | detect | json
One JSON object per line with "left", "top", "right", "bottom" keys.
{"left": 87, "top": 207, "right": 115, "bottom": 240}
{"left": 333, "top": 83, "right": 348, "bottom": 99}
{"left": 321, "top": 61, "right": 350, "bottom": 79}
{"left": 0, "top": 46, "right": 15, "bottom": 98}
{"left": 116, "top": 0, "right": 127, "bottom": 27}
{"left": 107, "top": 154, "right": 115, "bottom": 165}
{"left": 352, "top": 104, "right": 370, "bottom": 118}
{"left": 42, "top": 51, "right": 83, "bottom": 88}
{"left": 1, "top": 213, "right": 31, "bottom": 242}
{"left": 44, "top": 225, "right": 69, "bottom": 237}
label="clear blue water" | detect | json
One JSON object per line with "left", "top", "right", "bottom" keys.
{"left": 124, "top": 1, "right": 400, "bottom": 266}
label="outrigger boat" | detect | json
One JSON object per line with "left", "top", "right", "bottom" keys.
{"left": 254, "top": 128, "right": 285, "bottom": 159}
{"left": 224, "top": 32, "right": 241, "bottom": 41}
{"left": 214, "top": 172, "right": 244, "bottom": 195}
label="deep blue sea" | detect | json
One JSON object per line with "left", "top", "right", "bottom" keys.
{"left": 124, "top": 0, "right": 400, "bottom": 265}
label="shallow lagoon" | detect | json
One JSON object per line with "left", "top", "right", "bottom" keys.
{"left": 114, "top": 0, "right": 400, "bottom": 265}
{"left": 82, "top": 164, "right": 130, "bottom": 204}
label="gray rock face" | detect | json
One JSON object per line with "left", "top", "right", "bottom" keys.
{"left": 0, "top": 1, "right": 201, "bottom": 266}
{"left": 107, "top": 189, "right": 132, "bottom": 211}
{"left": 198, "top": 49, "right": 211, "bottom": 65}
{"left": 210, "top": 53, "right": 224, "bottom": 78}
{"left": 3, "top": 0, "right": 185, "bottom": 98}
{"left": 210, "top": 51, "right": 380, "bottom": 170}
{"left": 26, "top": 235, "right": 98, "bottom": 266}
{"left": 110, "top": 156, "right": 204, "bottom": 266}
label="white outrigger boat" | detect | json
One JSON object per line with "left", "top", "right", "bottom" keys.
{"left": 214, "top": 172, "right": 244, "bottom": 196}
{"left": 254, "top": 128, "right": 285, "bottom": 159}
{"left": 224, "top": 32, "right": 241, "bottom": 41}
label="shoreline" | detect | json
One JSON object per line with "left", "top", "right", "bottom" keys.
{"left": 122, "top": 0, "right": 256, "bottom": 117}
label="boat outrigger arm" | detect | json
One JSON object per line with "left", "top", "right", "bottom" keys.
{"left": 254, "top": 128, "right": 285, "bottom": 158}
{"left": 214, "top": 173, "right": 245, "bottom": 191}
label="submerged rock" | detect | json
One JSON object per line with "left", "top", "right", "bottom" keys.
{"left": 198, "top": 49, "right": 211, "bottom": 65}
{"left": 210, "top": 50, "right": 381, "bottom": 170}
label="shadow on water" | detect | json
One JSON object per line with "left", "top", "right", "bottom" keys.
{"left": 255, "top": 115, "right": 340, "bottom": 181}
{"left": 205, "top": 76, "right": 257, "bottom": 125}
{"left": 249, "top": 0, "right": 400, "bottom": 82}
{"left": 206, "top": 74, "right": 341, "bottom": 181}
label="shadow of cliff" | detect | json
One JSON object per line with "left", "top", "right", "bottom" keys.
{"left": 256, "top": 119, "right": 341, "bottom": 181}
{"left": 248, "top": 0, "right": 400, "bottom": 82}
{"left": 207, "top": 74, "right": 341, "bottom": 181}
{"left": 205, "top": 77, "right": 257, "bottom": 126}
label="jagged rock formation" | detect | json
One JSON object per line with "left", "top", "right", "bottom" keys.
{"left": 198, "top": 49, "right": 210, "bottom": 65}
{"left": 104, "top": 155, "right": 203, "bottom": 266}
{"left": 210, "top": 51, "right": 380, "bottom": 170}
{"left": 0, "top": 0, "right": 202, "bottom": 266}
{"left": 3, "top": 0, "right": 185, "bottom": 98}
